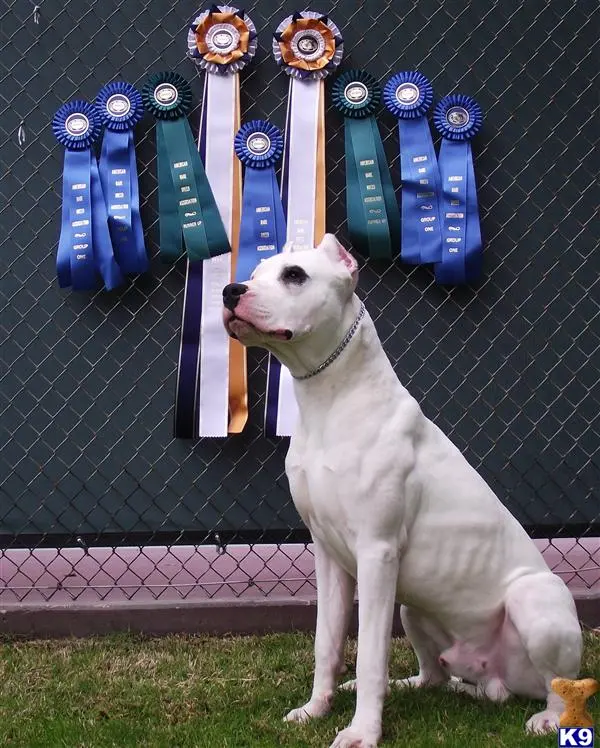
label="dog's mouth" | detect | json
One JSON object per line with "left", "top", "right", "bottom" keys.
{"left": 225, "top": 314, "right": 292, "bottom": 342}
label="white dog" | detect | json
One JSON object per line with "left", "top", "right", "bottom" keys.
{"left": 222, "top": 234, "right": 582, "bottom": 748}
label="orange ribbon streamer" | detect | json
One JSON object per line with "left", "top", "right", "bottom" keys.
{"left": 227, "top": 74, "right": 248, "bottom": 434}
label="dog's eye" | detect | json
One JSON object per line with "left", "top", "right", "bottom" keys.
{"left": 281, "top": 265, "right": 309, "bottom": 285}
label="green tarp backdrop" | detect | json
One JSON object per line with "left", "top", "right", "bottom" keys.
{"left": 1, "top": 0, "right": 598, "bottom": 546}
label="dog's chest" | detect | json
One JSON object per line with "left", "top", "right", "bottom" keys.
{"left": 285, "top": 440, "right": 369, "bottom": 574}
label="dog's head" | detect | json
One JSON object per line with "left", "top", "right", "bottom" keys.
{"left": 222, "top": 234, "right": 358, "bottom": 357}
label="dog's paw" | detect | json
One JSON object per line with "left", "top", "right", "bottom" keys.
{"left": 284, "top": 706, "right": 313, "bottom": 724}
{"left": 284, "top": 695, "right": 332, "bottom": 724}
{"left": 329, "top": 725, "right": 380, "bottom": 748}
{"left": 390, "top": 674, "right": 428, "bottom": 689}
{"left": 525, "top": 709, "right": 560, "bottom": 734}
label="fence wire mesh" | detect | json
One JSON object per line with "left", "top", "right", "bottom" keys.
{"left": 1, "top": 0, "right": 599, "bottom": 604}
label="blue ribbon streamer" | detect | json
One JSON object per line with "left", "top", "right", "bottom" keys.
{"left": 89, "top": 156, "right": 124, "bottom": 290}
{"left": 383, "top": 71, "right": 443, "bottom": 265}
{"left": 239, "top": 164, "right": 286, "bottom": 436}
{"left": 53, "top": 100, "right": 123, "bottom": 291}
{"left": 234, "top": 120, "right": 286, "bottom": 437}
{"left": 398, "top": 117, "right": 444, "bottom": 265}
{"left": 56, "top": 146, "right": 123, "bottom": 291}
{"left": 57, "top": 150, "right": 98, "bottom": 290}
{"left": 99, "top": 129, "right": 148, "bottom": 274}
{"left": 433, "top": 94, "right": 484, "bottom": 285}
{"left": 236, "top": 167, "right": 285, "bottom": 282}
{"left": 434, "top": 140, "right": 482, "bottom": 284}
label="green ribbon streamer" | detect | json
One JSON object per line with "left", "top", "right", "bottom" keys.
{"left": 157, "top": 118, "right": 229, "bottom": 263}
{"left": 344, "top": 116, "right": 400, "bottom": 260}
{"left": 157, "top": 122, "right": 184, "bottom": 262}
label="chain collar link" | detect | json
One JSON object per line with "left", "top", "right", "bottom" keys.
{"left": 292, "top": 302, "right": 366, "bottom": 381}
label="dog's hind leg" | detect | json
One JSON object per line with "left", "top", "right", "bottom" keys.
{"left": 392, "top": 605, "right": 451, "bottom": 689}
{"left": 504, "top": 572, "right": 582, "bottom": 734}
{"left": 284, "top": 538, "right": 355, "bottom": 724}
{"left": 339, "top": 604, "right": 451, "bottom": 693}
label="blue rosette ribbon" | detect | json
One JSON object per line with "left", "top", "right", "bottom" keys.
{"left": 141, "top": 71, "right": 230, "bottom": 263}
{"left": 234, "top": 120, "right": 286, "bottom": 284}
{"left": 52, "top": 100, "right": 124, "bottom": 291}
{"left": 95, "top": 82, "right": 148, "bottom": 275}
{"left": 383, "top": 71, "right": 443, "bottom": 265}
{"left": 433, "top": 94, "right": 484, "bottom": 285}
{"left": 332, "top": 70, "right": 400, "bottom": 260}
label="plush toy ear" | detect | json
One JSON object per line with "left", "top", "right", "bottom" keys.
{"left": 317, "top": 233, "right": 359, "bottom": 282}
{"left": 281, "top": 240, "right": 296, "bottom": 253}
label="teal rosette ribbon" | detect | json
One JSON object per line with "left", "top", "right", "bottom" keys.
{"left": 433, "top": 94, "right": 484, "bottom": 285}
{"left": 95, "top": 81, "right": 148, "bottom": 275}
{"left": 141, "top": 71, "right": 230, "bottom": 262}
{"left": 234, "top": 120, "right": 286, "bottom": 284}
{"left": 383, "top": 71, "right": 444, "bottom": 265}
{"left": 332, "top": 69, "right": 400, "bottom": 260}
{"left": 52, "top": 100, "right": 124, "bottom": 291}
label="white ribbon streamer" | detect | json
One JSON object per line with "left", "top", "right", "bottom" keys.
{"left": 197, "top": 73, "right": 236, "bottom": 437}
{"left": 275, "top": 78, "right": 321, "bottom": 436}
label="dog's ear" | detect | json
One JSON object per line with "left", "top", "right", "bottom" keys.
{"left": 281, "top": 240, "right": 296, "bottom": 253}
{"left": 317, "top": 234, "right": 359, "bottom": 283}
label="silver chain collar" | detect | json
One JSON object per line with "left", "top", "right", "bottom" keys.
{"left": 292, "top": 302, "right": 366, "bottom": 381}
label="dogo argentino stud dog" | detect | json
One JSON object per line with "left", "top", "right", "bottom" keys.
{"left": 222, "top": 234, "right": 582, "bottom": 748}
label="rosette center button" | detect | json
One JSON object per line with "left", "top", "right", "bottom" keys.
{"left": 447, "top": 106, "right": 470, "bottom": 127}
{"left": 396, "top": 83, "right": 420, "bottom": 106}
{"left": 154, "top": 83, "right": 178, "bottom": 105}
{"left": 206, "top": 23, "right": 240, "bottom": 54}
{"left": 216, "top": 31, "right": 232, "bottom": 47}
{"left": 298, "top": 36, "right": 317, "bottom": 53}
{"left": 65, "top": 114, "right": 89, "bottom": 136}
{"left": 291, "top": 29, "right": 325, "bottom": 61}
{"left": 247, "top": 134, "right": 270, "bottom": 156}
{"left": 344, "top": 82, "right": 368, "bottom": 104}
{"left": 106, "top": 94, "right": 131, "bottom": 117}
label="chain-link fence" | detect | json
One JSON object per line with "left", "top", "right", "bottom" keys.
{"left": 1, "top": 0, "right": 599, "bottom": 607}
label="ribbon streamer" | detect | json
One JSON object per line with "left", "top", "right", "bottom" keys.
{"left": 383, "top": 71, "right": 443, "bottom": 265}
{"left": 175, "top": 5, "right": 257, "bottom": 438}
{"left": 266, "top": 10, "right": 343, "bottom": 437}
{"left": 52, "top": 100, "right": 123, "bottom": 291}
{"left": 95, "top": 81, "right": 148, "bottom": 275}
{"left": 433, "top": 94, "right": 484, "bottom": 285}
{"left": 234, "top": 120, "right": 286, "bottom": 436}
{"left": 332, "top": 69, "right": 399, "bottom": 260}
{"left": 234, "top": 120, "right": 286, "bottom": 282}
{"left": 142, "top": 71, "right": 229, "bottom": 265}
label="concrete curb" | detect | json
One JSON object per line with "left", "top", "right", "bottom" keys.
{"left": 1, "top": 592, "right": 599, "bottom": 638}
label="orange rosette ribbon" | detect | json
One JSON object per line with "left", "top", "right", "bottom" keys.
{"left": 187, "top": 4, "right": 257, "bottom": 75}
{"left": 272, "top": 10, "right": 343, "bottom": 80}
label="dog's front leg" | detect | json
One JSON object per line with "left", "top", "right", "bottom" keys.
{"left": 285, "top": 538, "right": 355, "bottom": 724}
{"left": 331, "top": 543, "right": 399, "bottom": 748}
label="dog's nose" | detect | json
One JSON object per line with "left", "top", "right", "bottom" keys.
{"left": 222, "top": 282, "right": 248, "bottom": 311}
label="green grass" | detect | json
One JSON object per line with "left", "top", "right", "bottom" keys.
{"left": 0, "top": 630, "right": 599, "bottom": 747}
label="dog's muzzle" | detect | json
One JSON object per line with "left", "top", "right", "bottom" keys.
{"left": 222, "top": 282, "right": 248, "bottom": 312}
